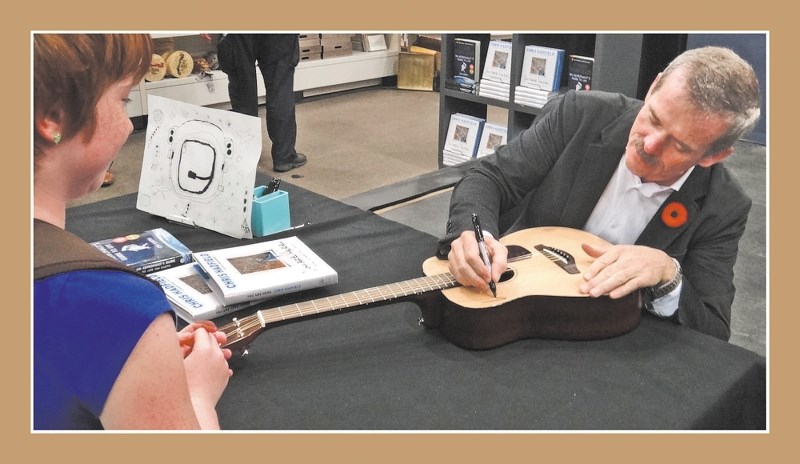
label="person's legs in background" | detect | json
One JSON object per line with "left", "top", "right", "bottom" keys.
{"left": 218, "top": 34, "right": 260, "bottom": 117}
{"left": 257, "top": 34, "right": 306, "bottom": 172}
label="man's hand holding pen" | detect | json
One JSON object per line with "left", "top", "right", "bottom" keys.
{"left": 447, "top": 225, "right": 508, "bottom": 297}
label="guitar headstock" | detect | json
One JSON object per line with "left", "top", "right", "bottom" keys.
{"left": 219, "top": 314, "right": 265, "bottom": 357}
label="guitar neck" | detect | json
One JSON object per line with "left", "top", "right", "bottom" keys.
{"left": 251, "top": 272, "right": 459, "bottom": 328}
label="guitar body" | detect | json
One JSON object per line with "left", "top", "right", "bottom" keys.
{"left": 418, "top": 227, "right": 642, "bottom": 349}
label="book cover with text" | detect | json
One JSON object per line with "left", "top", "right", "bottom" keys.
{"left": 193, "top": 236, "right": 338, "bottom": 305}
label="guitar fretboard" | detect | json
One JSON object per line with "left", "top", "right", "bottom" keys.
{"left": 222, "top": 273, "right": 460, "bottom": 345}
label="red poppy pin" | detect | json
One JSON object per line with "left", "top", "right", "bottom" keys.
{"left": 662, "top": 201, "right": 688, "bottom": 228}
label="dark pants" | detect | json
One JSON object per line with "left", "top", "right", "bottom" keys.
{"left": 217, "top": 34, "right": 300, "bottom": 164}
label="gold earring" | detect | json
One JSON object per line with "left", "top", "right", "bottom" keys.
{"left": 53, "top": 133, "right": 62, "bottom": 144}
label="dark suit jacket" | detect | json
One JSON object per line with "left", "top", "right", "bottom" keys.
{"left": 440, "top": 90, "right": 751, "bottom": 340}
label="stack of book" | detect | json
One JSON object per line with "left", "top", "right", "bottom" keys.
{"left": 477, "top": 40, "right": 512, "bottom": 102}
{"left": 149, "top": 263, "right": 271, "bottom": 323}
{"left": 475, "top": 122, "right": 508, "bottom": 158}
{"left": 514, "top": 44, "right": 565, "bottom": 108}
{"left": 93, "top": 229, "right": 340, "bottom": 322}
{"left": 514, "top": 87, "right": 562, "bottom": 108}
{"left": 442, "top": 112, "right": 485, "bottom": 166}
{"left": 445, "top": 37, "right": 480, "bottom": 94}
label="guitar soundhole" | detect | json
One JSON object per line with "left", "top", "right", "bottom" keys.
{"left": 499, "top": 268, "right": 515, "bottom": 283}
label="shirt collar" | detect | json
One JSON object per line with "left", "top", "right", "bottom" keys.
{"left": 619, "top": 158, "right": 695, "bottom": 198}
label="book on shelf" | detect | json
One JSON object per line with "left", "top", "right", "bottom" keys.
{"left": 149, "top": 263, "right": 268, "bottom": 323}
{"left": 475, "top": 122, "right": 508, "bottom": 158}
{"left": 480, "top": 40, "right": 513, "bottom": 85}
{"left": 567, "top": 54, "right": 594, "bottom": 91}
{"left": 443, "top": 112, "right": 485, "bottom": 160}
{"left": 519, "top": 45, "right": 565, "bottom": 92}
{"left": 90, "top": 228, "right": 192, "bottom": 275}
{"left": 451, "top": 37, "right": 481, "bottom": 94}
{"left": 193, "top": 236, "right": 338, "bottom": 305}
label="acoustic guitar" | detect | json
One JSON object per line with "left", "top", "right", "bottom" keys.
{"left": 218, "top": 226, "right": 642, "bottom": 355}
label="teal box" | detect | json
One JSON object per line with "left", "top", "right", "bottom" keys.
{"left": 251, "top": 186, "right": 291, "bottom": 237}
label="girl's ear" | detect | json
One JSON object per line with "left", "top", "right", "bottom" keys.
{"left": 36, "top": 114, "right": 63, "bottom": 143}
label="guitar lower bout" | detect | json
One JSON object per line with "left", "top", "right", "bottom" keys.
{"left": 418, "top": 226, "right": 642, "bottom": 349}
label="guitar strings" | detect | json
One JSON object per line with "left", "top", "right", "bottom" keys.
{"left": 220, "top": 273, "right": 460, "bottom": 345}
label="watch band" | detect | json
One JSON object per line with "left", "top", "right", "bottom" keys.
{"left": 648, "top": 257, "right": 682, "bottom": 300}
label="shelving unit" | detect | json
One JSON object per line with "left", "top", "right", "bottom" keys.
{"left": 127, "top": 33, "right": 401, "bottom": 118}
{"left": 438, "top": 33, "right": 686, "bottom": 168}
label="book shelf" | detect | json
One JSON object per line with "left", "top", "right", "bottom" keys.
{"left": 127, "top": 33, "right": 401, "bottom": 118}
{"left": 438, "top": 33, "right": 686, "bottom": 168}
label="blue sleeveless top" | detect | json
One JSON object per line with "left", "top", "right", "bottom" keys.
{"left": 34, "top": 269, "right": 171, "bottom": 429}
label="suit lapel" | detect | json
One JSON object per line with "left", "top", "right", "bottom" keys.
{"left": 636, "top": 167, "right": 710, "bottom": 249}
{"left": 559, "top": 104, "right": 637, "bottom": 228}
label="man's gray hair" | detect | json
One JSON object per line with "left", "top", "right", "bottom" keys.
{"left": 654, "top": 46, "right": 761, "bottom": 155}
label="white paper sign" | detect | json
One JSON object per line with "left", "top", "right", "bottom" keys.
{"left": 137, "top": 95, "right": 262, "bottom": 239}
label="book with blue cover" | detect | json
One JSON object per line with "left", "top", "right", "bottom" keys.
{"left": 481, "top": 40, "right": 513, "bottom": 84}
{"left": 476, "top": 122, "right": 508, "bottom": 158}
{"left": 442, "top": 112, "right": 485, "bottom": 166}
{"left": 519, "top": 45, "right": 565, "bottom": 92}
{"left": 90, "top": 228, "right": 192, "bottom": 274}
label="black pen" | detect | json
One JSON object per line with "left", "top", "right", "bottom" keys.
{"left": 472, "top": 213, "right": 497, "bottom": 297}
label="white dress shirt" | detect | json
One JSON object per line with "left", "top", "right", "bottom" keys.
{"left": 583, "top": 157, "right": 694, "bottom": 317}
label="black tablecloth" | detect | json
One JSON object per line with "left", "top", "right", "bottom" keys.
{"left": 66, "top": 176, "right": 766, "bottom": 430}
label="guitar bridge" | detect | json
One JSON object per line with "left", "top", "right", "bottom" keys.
{"left": 534, "top": 244, "right": 580, "bottom": 274}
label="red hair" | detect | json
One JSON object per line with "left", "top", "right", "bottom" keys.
{"left": 33, "top": 34, "right": 153, "bottom": 157}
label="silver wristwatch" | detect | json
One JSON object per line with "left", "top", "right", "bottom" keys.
{"left": 647, "top": 257, "right": 682, "bottom": 300}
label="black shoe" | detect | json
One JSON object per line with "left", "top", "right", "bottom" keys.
{"left": 273, "top": 153, "right": 307, "bottom": 173}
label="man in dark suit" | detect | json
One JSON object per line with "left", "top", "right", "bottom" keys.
{"left": 441, "top": 46, "right": 761, "bottom": 340}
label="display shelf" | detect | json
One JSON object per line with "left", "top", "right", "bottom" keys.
{"left": 438, "top": 33, "right": 685, "bottom": 168}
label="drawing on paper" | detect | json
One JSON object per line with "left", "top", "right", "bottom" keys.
{"left": 136, "top": 95, "right": 262, "bottom": 239}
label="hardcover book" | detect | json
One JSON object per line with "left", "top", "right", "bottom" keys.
{"left": 451, "top": 38, "right": 481, "bottom": 94}
{"left": 567, "top": 54, "right": 594, "bottom": 91}
{"left": 475, "top": 122, "right": 508, "bottom": 158}
{"left": 149, "top": 263, "right": 267, "bottom": 322}
{"left": 193, "top": 236, "right": 338, "bottom": 305}
{"left": 519, "top": 45, "right": 565, "bottom": 92}
{"left": 481, "top": 40, "right": 513, "bottom": 84}
{"left": 91, "top": 228, "right": 192, "bottom": 274}
{"left": 443, "top": 112, "right": 485, "bottom": 159}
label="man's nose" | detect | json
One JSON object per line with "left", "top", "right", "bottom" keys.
{"left": 642, "top": 131, "right": 667, "bottom": 156}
